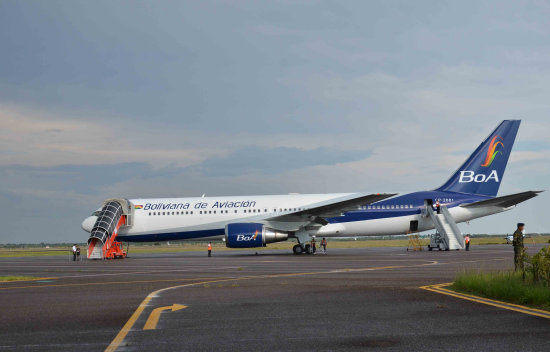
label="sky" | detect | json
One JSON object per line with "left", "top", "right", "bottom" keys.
{"left": 1, "top": 0, "right": 549, "bottom": 243}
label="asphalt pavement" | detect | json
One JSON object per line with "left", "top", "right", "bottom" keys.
{"left": 1, "top": 244, "right": 549, "bottom": 351}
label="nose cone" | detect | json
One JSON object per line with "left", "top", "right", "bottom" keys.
{"left": 81, "top": 216, "right": 97, "bottom": 232}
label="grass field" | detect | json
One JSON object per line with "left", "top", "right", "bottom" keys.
{"left": 450, "top": 271, "right": 550, "bottom": 311}
{"left": 2, "top": 235, "right": 549, "bottom": 257}
{"left": 0, "top": 276, "right": 40, "bottom": 282}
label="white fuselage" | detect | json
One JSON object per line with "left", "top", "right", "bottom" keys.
{"left": 82, "top": 193, "right": 509, "bottom": 242}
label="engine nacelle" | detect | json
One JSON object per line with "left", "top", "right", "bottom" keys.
{"left": 225, "top": 223, "right": 288, "bottom": 248}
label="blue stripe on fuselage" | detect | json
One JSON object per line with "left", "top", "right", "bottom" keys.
{"left": 117, "top": 228, "right": 224, "bottom": 242}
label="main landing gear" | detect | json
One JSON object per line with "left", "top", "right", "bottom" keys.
{"left": 292, "top": 244, "right": 311, "bottom": 255}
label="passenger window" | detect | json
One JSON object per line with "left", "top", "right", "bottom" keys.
{"left": 200, "top": 211, "right": 202, "bottom": 214}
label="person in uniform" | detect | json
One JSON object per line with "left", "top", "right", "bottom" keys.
{"left": 436, "top": 200, "right": 441, "bottom": 214}
{"left": 321, "top": 238, "right": 327, "bottom": 254}
{"left": 72, "top": 244, "right": 77, "bottom": 261}
{"left": 513, "top": 223, "right": 525, "bottom": 271}
{"left": 464, "top": 234, "right": 470, "bottom": 251}
{"left": 207, "top": 242, "right": 212, "bottom": 257}
{"left": 311, "top": 238, "right": 317, "bottom": 255}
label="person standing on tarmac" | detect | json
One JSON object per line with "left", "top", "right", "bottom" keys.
{"left": 321, "top": 238, "right": 327, "bottom": 254}
{"left": 72, "top": 244, "right": 77, "bottom": 261}
{"left": 464, "top": 234, "right": 470, "bottom": 251}
{"left": 311, "top": 238, "right": 316, "bottom": 255}
{"left": 207, "top": 242, "right": 212, "bottom": 257}
{"left": 513, "top": 223, "right": 525, "bottom": 271}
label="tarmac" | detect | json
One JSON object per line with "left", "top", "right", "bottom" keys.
{"left": 1, "top": 244, "right": 549, "bottom": 351}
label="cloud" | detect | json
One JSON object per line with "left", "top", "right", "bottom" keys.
{"left": 1, "top": 1, "right": 550, "bottom": 243}
{"left": 0, "top": 104, "right": 218, "bottom": 167}
{"left": 196, "top": 146, "right": 372, "bottom": 177}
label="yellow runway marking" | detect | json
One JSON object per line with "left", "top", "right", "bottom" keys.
{"left": 143, "top": 304, "right": 187, "bottom": 330}
{"left": 420, "top": 283, "right": 550, "bottom": 319}
{"left": 0, "top": 277, "right": 223, "bottom": 290}
{"left": 105, "top": 261, "right": 439, "bottom": 352}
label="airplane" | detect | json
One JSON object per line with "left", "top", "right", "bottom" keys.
{"left": 81, "top": 120, "right": 541, "bottom": 255}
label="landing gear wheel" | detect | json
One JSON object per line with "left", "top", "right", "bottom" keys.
{"left": 293, "top": 244, "right": 304, "bottom": 255}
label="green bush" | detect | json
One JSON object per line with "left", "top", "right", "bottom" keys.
{"left": 527, "top": 246, "right": 550, "bottom": 287}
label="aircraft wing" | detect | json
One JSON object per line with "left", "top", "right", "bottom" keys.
{"left": 461, "top": 191, "right": 543, "bottom": 209}
{"left": 266, "top": 193, "right": 396, "bottom": 225}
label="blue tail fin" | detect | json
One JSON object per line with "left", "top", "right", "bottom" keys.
{"left": 435, "top": 120, "right": 521, "bottom": 197}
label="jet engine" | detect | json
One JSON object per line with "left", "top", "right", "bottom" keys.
{"left": 225, "top": 223, "right": 288, "bottom": 248}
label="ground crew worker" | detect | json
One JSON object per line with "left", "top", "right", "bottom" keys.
{"left": 464, "top": 234, "right": 470, "bottom": 251}
{"left": 311, "top": 238, "right": 316, "bottom": 255}
{"left": 436, "top": 200, "right": 441, "bottom": 214}
{"left": 513, "top": 223, "right": 525, "bottom": 271}
{"left": 321, "top": 238, "right": 327, "bottom": 254}
{"left": 72, "top": 244, "right": 77, "bottom": 261}
{"left": 76, "top": 246, "right": 81, "bottom": 260}
{"left": 208, "top": 242, "right": 212, "bottom": 257}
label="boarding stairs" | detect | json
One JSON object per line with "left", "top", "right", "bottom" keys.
{"left": 87, "top": 199, "right": 132, "bottom": 259}
{"left": 425, "top": 201, "right": 464, "bottom": 250}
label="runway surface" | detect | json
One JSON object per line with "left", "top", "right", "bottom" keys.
{"left": 1, "top": 245, "right": 549, "bottom": 351}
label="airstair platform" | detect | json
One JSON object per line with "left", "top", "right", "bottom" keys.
{"left": 87, "top": 199, "right": 132, "bottom": 259}
{"left": 425, "top": 201, "right": 464, "bottom": 250}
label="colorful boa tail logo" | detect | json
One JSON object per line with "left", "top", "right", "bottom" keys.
{"left": 252, "top": 230, "right": 259, "bottom": 240}
{"left": 481, "top": 135, "right": 504, "bottom": 167}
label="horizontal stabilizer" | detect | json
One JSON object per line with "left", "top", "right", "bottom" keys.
{"left": 461, "top": 191, "right": 543, "bottom": 209}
